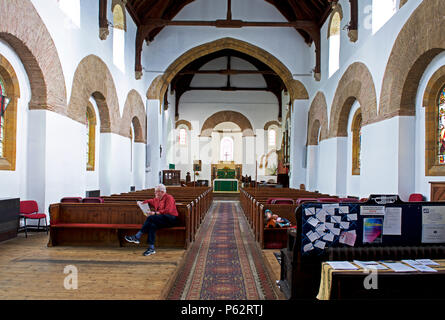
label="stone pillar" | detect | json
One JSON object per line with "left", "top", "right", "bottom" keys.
{"left": 290, "top": 100, "right": 309, "bottom": 188}
{"left": 242, "top": 135, "right": 256, "bottom": 179}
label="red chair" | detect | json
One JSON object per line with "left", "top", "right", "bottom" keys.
{"left": 82, "top": 197, "right": 104, "bottom": 203}
{"left": 19, "top": 200, "right": 48, "bottom": 238}
{"left": 408, "top": 193, "right": 424, "bottom": 202}
{"left": 60, "top": 197, "right": 82, "bottom": 203}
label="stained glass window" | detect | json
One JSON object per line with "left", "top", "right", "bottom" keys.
{"left": 86, "top": 106, "right": 96, "bottom": 171}
{"left": 437, "top": 86, "right": 445, "bottom": 164}
{"left": 0, "top": 75, "right": 10, "bottom": 158}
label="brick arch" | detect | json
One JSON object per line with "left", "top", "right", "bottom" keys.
{"left": 120, "top": 90, "right": 146, "bottom": 143}
{"left": 379, "top": 0, "right": 445, "bottom": 120}
{"left": 329, "top": 62, "right": 377, "bottom": 137}
{"left": 307, "top": 92, "right": 329, "bottom": 145}
{"left": 67, "top": 55, "right": 121, "bottom": 134}
{"left": 200, "top": 110, "right": 254, "bottom": 137}
{"left": 0, "top": 0, "right": 66, "bottom": 113}
{"left": 176, "top": 120, "right": 192, "bottom": 131}
{"left": 147, "top": 37, "right": 308, "bottom": 105}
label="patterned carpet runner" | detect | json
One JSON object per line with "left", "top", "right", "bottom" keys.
{"left": 166, "top": 201, "right": 278, "bottom": 300}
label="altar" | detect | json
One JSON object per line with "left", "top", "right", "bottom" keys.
{"left": 213, "top": 179, "right": 239, "bottom": 193}
{"left": 211, "top": 161, "right": 241, "bottom": 193}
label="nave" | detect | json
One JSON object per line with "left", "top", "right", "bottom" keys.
{"left": 0, "top": 199, "right": 281, "bottom": 300}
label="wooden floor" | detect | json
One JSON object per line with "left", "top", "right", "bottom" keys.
{"left": 0, "top": 229, "right": 282, "bottom": 300}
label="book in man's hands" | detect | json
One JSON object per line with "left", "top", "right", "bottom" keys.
{"left": 137, "top": 201, "right": 153, "bottom": 217}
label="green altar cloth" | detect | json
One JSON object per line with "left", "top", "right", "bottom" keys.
{"left": 213, "top": 179, "right": 239, "bottom": 192}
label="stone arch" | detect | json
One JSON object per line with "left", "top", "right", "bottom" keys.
{"left": 67, "top": 55, "right": 121, "bottom": 134}
{"left": 147, "top": 37, "right": 308, "bottom": 105}
{"left": 0, "top": 0, "right": 67, "bottom": 113}
{"left": 200, "top": 110, "right": 254, "bottom": 137}
{"left": 307, "top": 92, "right": 329, "bottom": 145}
{"left": 121, "top": 89, "right": 146, "bottom": 143}
{"left": 329, "top": 62, "right": 377, "bottom": 137}
{"left": 379, "top": 0, "right": 445, "bottom": 120}
{"left": 264, "top": 120, "right": 281, "bottom": 131}
{"left": 176, "top": 119, "right": 192, "bottom": 131}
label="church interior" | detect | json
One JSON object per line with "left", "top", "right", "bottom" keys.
{"left": 1, "top": 0, "right": 445, "bottom": 304}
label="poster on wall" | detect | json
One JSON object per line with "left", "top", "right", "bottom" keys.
{"left": 363, "top": 218, "right": 383, "bottom": 244}
{"left": 422, "top": 206, "right": 445, "bottom": 243}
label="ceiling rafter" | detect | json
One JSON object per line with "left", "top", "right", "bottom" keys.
{"left": 125, "top": 0, "right": 337, "bottom": 80}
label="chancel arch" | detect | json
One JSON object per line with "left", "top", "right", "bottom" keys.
{"left": 146, "top": 37, "right": 308, "bottom": 109}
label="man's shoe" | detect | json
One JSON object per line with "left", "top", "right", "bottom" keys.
{"left": 143, "top": 248, "right": 156, "bottom": 256}
{"left": 124, "top": 235, "right": 140, "bottom": 244}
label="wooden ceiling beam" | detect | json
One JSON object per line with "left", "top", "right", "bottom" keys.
{"left": 178, "top": 69, "right": 278, "bottom": 76}
{"left": 141, "top": 18, "right": 317, "bottom": 29}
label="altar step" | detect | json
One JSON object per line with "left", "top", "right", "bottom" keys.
{"left": 212, "top": 192, "right": 240, "bottom": 201}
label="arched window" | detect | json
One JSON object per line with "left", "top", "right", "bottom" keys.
{"left": 179, "top": 128, "right": 187, "bottom": 146}
{"left": 372, "top": 0, "right": 397, "bottom": 34}
{"left": 112, "top": 3, "right": 126, "bottom": 72}
{"left": 0, "top": 76, "right": 10, "bottom": 159}
{"left": 268, "top": 128, "right": 276, "bottom": 148}
{"left": 351, "top": 109, "right": 362, "bottom": 175}
{"left": 328, "top": 11, "right": 341, "bottom": 77}
{"left": 86, "top": 104, "right": 96, "bottom": 171}
{"left": 0, "top": 56, "right": 18, "bottom": 171}
{"left": 220, "top": 137, "right": 234, "bottom": 162}
{"left": 438, "top": 86, "right": 445, "bottom": 164}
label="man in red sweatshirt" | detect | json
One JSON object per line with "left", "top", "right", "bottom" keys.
{"left": 125, "top": 184, "right": 178, "bottom": 256}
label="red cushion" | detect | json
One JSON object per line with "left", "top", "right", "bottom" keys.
{"left": 51, "top": 223, "right": 143, "bottom": 229}
{"left": 20, "top": 213, "right": 46, "bottom": 219}
{"left": 264, "top": 242, "right": 285, "bottom": 249}
{"left": 82, "top": 197, "right": 104, "bottom": 203}
{"left": 338, "top": 198, "right": 360, "bottom": 203}
{"left": 61, "top": 197, "right": 82, "bottom": 203}
{"left": 296, "top": 198, "right": 319, "bottom": 205}
{"left": 317, "top": 198, "right": 340, "bottom": 203}
{"left": 267, "top": 198, "right": 294, "bottom": 204}
{"left": 408, "top": 193, "right": 424, "bottom": 202}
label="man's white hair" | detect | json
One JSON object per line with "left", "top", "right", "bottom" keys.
{"left": 155, "top": 184, "right": 167, "bottom": 192}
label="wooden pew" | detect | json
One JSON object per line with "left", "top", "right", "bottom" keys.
{"left": 258, "top": 203, "right": 298, "bottom": 249}
{"left": 48, "top": 202, "right": 191, "bottom": 249}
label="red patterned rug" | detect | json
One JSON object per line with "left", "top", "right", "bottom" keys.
{"left": 166, "top": 201, "right": 278, "bottom": 300}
